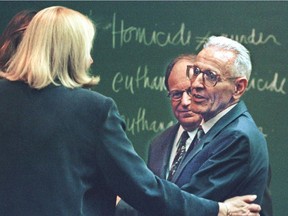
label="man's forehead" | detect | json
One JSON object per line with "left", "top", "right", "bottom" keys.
{"left": 197, "top": 47, "right": 236, "bottom": 62}
{"left": 195, "top": 47, "right": 236, "bottom": 72}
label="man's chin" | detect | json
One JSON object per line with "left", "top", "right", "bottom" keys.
{"left": 179, "top": 119, "right": 201, "bottom": 130}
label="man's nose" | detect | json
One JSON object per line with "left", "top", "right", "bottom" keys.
{"left": 190, "top": 74, "right": 204, "bottom": 89}
{"left": 181, "top": 91, "right": 191, "bottom": 106}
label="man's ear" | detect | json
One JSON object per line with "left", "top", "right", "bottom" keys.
{"left": 233, "top": 77, "right": 248, "bottom": 100}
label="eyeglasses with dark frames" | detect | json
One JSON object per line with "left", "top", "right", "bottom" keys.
{"left": 167, "top": 88, "right": 192, "bottom": 101}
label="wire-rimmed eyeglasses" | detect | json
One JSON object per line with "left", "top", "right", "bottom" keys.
{"left": 167, "top": 88, "right": 192, "bottom": 101}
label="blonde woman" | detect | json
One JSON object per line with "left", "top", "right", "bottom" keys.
{"left": 0, "top": 6, "right": 260, "bottom": 216}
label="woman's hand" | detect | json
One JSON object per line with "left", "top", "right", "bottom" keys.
{"left": 218, "top": 195, "right": 261, "bottom": 216}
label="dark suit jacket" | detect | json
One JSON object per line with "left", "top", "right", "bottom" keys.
{"left": 148, "top": 101, "right": 270, "bottom": 210}
{"left": 0, "top": 80, "right": 218, "bottom": 216}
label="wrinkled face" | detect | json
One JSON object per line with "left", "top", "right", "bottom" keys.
{"left": 190, "top": 47, "right": 237, "bottom": 121}
{"left": 168, "top": 59, "right": 202, "bottom": 131}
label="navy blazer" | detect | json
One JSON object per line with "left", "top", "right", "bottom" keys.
{"left": 0, "top": 80, "right": 218, "bottom": 216}
{"left": 148, "top": 101, "right": 269, "bottom": 205}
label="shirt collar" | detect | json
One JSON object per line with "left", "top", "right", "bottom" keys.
{"left": 201, "top": 103, "right": 237, "bottom": 134}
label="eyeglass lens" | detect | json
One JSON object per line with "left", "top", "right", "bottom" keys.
{"left": 186, "top": 65, "right": 219, "bottom": 87}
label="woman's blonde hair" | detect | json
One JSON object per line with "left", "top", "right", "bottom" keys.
{"left": 1, "top": 6, "right": 100, "bottom": 89}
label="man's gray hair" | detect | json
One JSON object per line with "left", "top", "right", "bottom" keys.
{"left": 204, "top": 36, "right": 252, "bottom": 81}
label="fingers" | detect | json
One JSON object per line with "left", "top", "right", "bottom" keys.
{"left": 222, "top": 194, "right": 261, "bottom": 216}
{"left": 224, "top": 195, "right": 257, "bottom": 203}
{"left": 228, "top": 209, "right": 260, "bottom": 216}
{"left": 230, "top": 213, "right": 260, "bottom": 216}
{"left": 238, "top": 194, "right": 257, "bottom": 203}
{"left": 247, "top": 203, "right": 261, "bottom": 212}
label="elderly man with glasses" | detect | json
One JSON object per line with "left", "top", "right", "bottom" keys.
{"left": 183, "top": 36, "right": 269, "bottom": 214}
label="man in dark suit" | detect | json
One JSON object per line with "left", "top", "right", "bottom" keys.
{"left": 115, "top": 54, "right": 208, "bottom": 216}
{"left": 148, "top": 54, "right": 203, "bottom": 181}
{"left": 149, "top": 50, "right": 272, "bottom": 215}
{"left": 183, "top": 36, "right": 269, "bottom": 209}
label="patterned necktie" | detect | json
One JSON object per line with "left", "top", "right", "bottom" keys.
{"left": 167, "top": 131, "right": 189, "bottom": 181}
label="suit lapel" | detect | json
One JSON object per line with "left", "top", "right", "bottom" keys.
{"left": 148, "top": 123, "right": 180, "bottom": 179}
{"left": 172, "top": 101, "right": 248, "bottom": 182}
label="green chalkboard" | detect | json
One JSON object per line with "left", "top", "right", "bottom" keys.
{"left": 0, "top": 1, "right": 287, "bottom": 215}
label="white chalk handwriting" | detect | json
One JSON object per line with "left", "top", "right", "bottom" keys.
{"left": 247, "top": 72, "right": 286, "bottom": 95}
{"left": 121, "top": 107, "right": 174, "bottom": 135}
{"left": 195, "top": 29, "right": 281, "bottom": 50}
{"left": 112, "top": 65, "right": 166, "bottom": 94}
{"left": 112, "top": 13, "right": 191, "bottom": 48}
{"left": 258, "top": 127, "right": 268, "bottom": 138}
{"left": 111, "top": 13, "right": 281, "bottom": 49}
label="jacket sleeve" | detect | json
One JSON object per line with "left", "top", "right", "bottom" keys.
{"left": 96, "top": 97, "right": 218, "bottom": 216}
{"left": 181, "top": 129, "right": 267, "bottom": 205}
